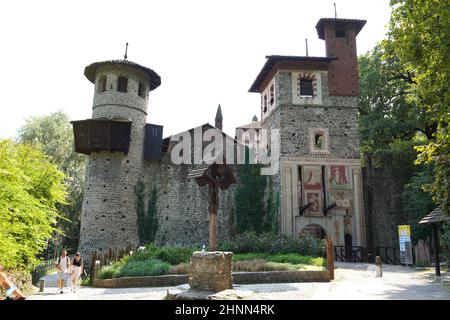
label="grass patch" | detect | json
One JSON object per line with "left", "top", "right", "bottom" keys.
{"left": 99, "top": 259, "right": 170, "bottom": 279}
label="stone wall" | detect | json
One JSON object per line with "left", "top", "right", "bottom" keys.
{"left": 144, "top": 156, "right": 236, "bottom": 248}
{"left": 275, "top": 71, "right": 360, "bottom": 159}
{"left": 363, "top": 167, "right": 407, "bottom": 248}
{"left": 93, "top": 270, "right": 329, "bottom": 288}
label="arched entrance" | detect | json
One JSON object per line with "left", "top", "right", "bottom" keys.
{"left": 301, "top": 223, "right": 327, "bottom": 240}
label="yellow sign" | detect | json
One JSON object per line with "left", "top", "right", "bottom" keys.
{"left": 398, "top": 225, "right": 411, "bottom": 236}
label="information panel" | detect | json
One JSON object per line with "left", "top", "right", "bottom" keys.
{"left": 398, "top": 225, "right": 413, "bottom": 265}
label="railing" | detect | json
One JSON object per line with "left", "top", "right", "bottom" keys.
{"left": 31, "top": 255, "right": 75, "bottom": 284}
{"left": 333, "top": 246, "right": 404, "bottom": 265}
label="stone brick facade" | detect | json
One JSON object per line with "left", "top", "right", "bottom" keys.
{"left": 252, "top": 18, "right": 367, "bottom": 246}
{"left": 78, "top": 62, "right": 156, "bottom": 262}
{"left": 76, "top": 17, "right": 402, "bottom": 259}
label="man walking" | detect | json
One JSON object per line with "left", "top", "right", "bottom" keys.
{"left": 55, "top": 250, "right": 71, "bottom": 294}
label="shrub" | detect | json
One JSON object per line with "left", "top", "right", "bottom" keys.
{"left": 117, "top": 260, "right": 170, "bottom": 277}
{"left": 169, "top": 263, "right": 189, "bottom": 275}
{"left": 99, "top": 259, "right": 170, "bottom": 279}
{"left": 233, "top": 253, "right": 325, "bottom": 267}
{"left": 154, "top": 247, "right": 194, "bottom": 265}
{"left": 127, "top": 245, "right": 195, "bottom": 265}
{"left": 218, "top": 231, "right": 325, "bottom": 256}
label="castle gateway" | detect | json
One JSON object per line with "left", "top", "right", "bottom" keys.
{"left": 73, "top": 17, "right": 367, "bottom": 260}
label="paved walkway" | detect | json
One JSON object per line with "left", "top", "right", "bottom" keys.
{"left": 28, "top": 262, "right": 450, "bottom": 300}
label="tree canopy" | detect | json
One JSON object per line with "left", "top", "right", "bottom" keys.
{"left": 0, "top": 140, "right": 67, "bottom": 270}
{"left": 384, "top": 0, "right": 450, "bottom": 214}
{"left": 18, "top": 111, "right": 86, "bottom": 253}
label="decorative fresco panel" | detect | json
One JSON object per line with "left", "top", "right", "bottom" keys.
{"left": 328, "top": 190, "right": 354, "bottom": 214}
{"left": 327, "top": 165, "right": 353, "bottom": 190}
{"left": 305, "top": 191, "right": 322, "bottom": 214}
{"left": 303, "top": 166, "right": 322, "bottom": 190}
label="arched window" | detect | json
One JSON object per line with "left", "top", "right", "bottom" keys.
{"left": 301, "top": 224, "right": 327, "bottom": 239}
{"left": 117, "top": 77, "right": 128, "bottom": 93}
{"left": 314, "top": 132, "right": 324, "bottom": 150}
{"left": 300, "top": 79, "right": 313, "bottom": 96}
{"left": 309, "top": 128, "right": 329, "bottom": 154}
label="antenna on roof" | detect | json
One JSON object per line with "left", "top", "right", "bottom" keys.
{"left": 334, "top": 2, "right": 337, "bottom": 19}
{"left": 124, "top": 42, "right": 129, "bottom": 60}
{"left": 305, "top": 39, "right": 309, "bottom": 57}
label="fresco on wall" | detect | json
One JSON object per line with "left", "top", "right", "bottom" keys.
{"left": 328, "top": 190, "right": 354, "bottom": 214}
{"left": 327, "top": 165, "right": 353, "bottom": 190}
{"left": 305, "top": 191, "right": 321, "bottom": 214}
{"left": 303, "top": 166, "right": 322, "bottom": 190}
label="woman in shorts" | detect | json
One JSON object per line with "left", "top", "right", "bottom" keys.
{"left": 70, "top": 252, "right": 84, "bottom": 293}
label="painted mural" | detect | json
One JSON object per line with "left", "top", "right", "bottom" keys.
{"left": 327, "top": 165, "right": 353, "bottom": 190}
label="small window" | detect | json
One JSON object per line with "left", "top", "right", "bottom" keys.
{"left": 263, "top": 94, "right": 268, "bottom": 113}
{"left": 300, "top": 79, "right": 314, "bottom": 96}
{"left": 314, "top": 133, "right": 324, "bottom": 150}
{"left": 117, "top": 77, "right": 128, "bottom": 93}
{"left": 269, "top": 85, "right": 274, "bottom": 105}
{"left": 335, "top": 29, "right": 346, "bottom": 38}
{"left": 138, "top": 82, "right": 146, "bottom": 98}
{"left": 98, "top": 76, "right": 107, "bottom": 93}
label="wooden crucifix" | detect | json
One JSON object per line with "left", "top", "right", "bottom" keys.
{"left": 188, "top": 160, "right": 236, "bottom": 251}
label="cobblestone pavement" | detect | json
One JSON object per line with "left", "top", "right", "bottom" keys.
{"left": 28, "top": 262, "right": 450, "bottom": 300}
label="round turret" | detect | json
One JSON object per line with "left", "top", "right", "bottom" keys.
{"left": 78, "top": 59, "right": 161, "bottom": 262}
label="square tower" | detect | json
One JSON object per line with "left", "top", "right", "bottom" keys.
{"left": 248, "top": 18, "right": 366, "bottom": 247}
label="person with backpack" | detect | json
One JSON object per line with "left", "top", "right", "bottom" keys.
{"left": 69, "top": 252, "right": 84, "bottom": 293}
{"left": 55, "top": 250, "right": 71, "bottom": 294}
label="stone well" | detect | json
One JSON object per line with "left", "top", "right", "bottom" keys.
{"left": 189, "top": 251, "right": 233, "bottom": 292}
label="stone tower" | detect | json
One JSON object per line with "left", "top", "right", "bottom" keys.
{"left": 247, "top": 18, "right": 367, "bottom": 246}
{"left": 73, "top": 59, "right": 161, "bottom": 260}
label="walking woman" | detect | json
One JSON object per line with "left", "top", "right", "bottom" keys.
{"left": 0, "top": 264, "right": 26, "bottom": 300}
{"left": 70, "top": 252, "right": 83, "bottom": 293}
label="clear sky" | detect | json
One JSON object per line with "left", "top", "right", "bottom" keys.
{"left": 0, "top": 0, "right": 391, "bottom": 139}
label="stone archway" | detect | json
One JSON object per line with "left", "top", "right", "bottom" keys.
{"left": 301, "top": 223, "right": 327, "bottom": 240}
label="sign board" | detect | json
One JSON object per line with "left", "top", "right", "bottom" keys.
{"left": 398, "top": 225, "right": 413, "bottom": 265}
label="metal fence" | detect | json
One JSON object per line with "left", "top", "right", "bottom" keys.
{"left": 334, "top": 246, "right": 404, "bottom": 265}
{"left": 31, "top": 255, "right": 75, "bottom": 284}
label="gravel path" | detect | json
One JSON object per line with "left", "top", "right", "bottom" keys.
{"left": 28, "top": 262, "right": 450, "bottom": 300}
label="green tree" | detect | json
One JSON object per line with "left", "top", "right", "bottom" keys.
{"left": 17, "top": 111, "right": 86, "bottom": 253}
{"left": 0, "top": 140, "right": 67, "bottom": 270}
{"left": 384, "top": 0, "right": 450, "bottom": 214}
{"left": 358, "top": 44, "right": 433, "bottom": 181}
{"left": 401, "top": 165, "right": 435, "bottom": 243}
